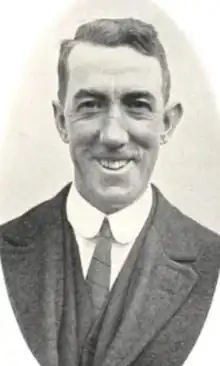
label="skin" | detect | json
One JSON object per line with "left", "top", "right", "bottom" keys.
{"left": 53, "top": 43, "right": 183, "bottom": 214}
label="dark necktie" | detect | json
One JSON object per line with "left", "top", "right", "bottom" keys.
{"left": 86, "top": 217, "right": 112, "bottom": 316}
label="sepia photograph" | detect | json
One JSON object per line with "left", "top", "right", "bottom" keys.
{"left": 0, "top": 0, "right": 220, "bottom": 365}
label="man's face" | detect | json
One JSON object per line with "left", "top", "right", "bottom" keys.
{"left": 54, "top": 43, "right": 181, "bottom": 213}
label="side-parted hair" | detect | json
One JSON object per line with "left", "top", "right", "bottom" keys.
{"left": 57, "top": 18, "right": 171, "bottom": 105}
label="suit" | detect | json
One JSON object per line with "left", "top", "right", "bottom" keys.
{"left": 0, "top": 184, "right": 220, "bottom": 366}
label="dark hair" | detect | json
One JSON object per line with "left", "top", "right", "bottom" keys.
{"left": 57, "top": 18, "right": 171, "bottom": 105}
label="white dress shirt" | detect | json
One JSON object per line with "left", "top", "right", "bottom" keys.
{"left": 66, "top": 183, "right": 153, "bottom": 288}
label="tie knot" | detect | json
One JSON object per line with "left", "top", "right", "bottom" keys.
{"left": 99, "top": 217, "right": 112, "bottom": 239}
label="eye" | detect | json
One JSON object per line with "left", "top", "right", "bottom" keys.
{"left": 77, "top": 99, "right": 104, "bottom": 113}
{"left": 127, "top": 99, "right": 152, "bottom": 111}
{"left": 122, "top": 95, "right": 153, "bottom": 115}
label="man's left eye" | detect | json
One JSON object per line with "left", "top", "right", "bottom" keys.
{"left": 127, "top": 100, "right": 152, "bottom": 111}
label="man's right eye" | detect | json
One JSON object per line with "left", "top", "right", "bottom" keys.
{"left": 77, "top": 100, "right": 103, "bottom": 112}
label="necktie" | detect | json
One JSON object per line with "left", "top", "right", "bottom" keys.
{"left": 86, "top": 217, "right": 112, "bottom": 317}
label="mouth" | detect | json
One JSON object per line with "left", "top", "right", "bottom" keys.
{"left": 96, "top": 159, "right": 133, "bottom": 171}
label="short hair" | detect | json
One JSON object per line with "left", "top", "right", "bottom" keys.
{"left": 57, "top": 18, "right": 171, "bottom": 105}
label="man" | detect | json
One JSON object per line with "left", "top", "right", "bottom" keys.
{"left": 0, "top": 18, "right": 220, "bottom": 366}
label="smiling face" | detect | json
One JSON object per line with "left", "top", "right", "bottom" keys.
{"left": 53, "top": 43, "right": 182, "bottom": 213}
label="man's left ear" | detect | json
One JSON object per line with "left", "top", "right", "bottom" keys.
{"left": 160, "top": 102, "right": 184, "bottom": 145}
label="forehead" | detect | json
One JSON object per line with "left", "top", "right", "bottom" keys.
{"left": 66, "top": 43, "right": 163, "bottom": 97}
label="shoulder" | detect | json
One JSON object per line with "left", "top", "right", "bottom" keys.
{"left": 152, "top": 185, "right": 220, "bottom": 262}
{"left": 0, "top": 184, "right": 71, "bottom": 245}
{"left": 153, "top": 184, "right": 220, "bottom": 242}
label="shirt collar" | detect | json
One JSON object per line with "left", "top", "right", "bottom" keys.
{"left": 66, "top": 183, "right": 153, "bottom": 244}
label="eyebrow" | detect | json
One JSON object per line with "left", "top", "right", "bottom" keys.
{"left": 74, "top": 88, "right": 156, "bottom": 103}
{"left": 122, "top": 91, "right": 155, "bottom": 103}
{"left": 74, "top": 89, "right": 107, "bottom": 101}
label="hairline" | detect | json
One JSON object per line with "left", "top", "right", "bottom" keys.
{"left": 60, "top": 40, "right": 169, "bottom": 106}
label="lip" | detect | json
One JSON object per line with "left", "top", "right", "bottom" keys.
{"left": 94, "top": 158, "right": 134, "bottom": 173}
{"left": 92, "top": 155, "right": 135, "bottom": 161}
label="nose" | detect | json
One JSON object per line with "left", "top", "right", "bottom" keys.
{"left": 99, "top": 107, "right": 129, "bottom": 149}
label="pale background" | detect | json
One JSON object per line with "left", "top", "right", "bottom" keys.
{"left": 0, "top": 0, "right": 220, "bottom": 365}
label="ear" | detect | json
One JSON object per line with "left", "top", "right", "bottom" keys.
{"left": 52, "top": 100, "right": 69, "bottom": 143}
{"left": 160, "top": 102, "right": 184, "bottom": 145}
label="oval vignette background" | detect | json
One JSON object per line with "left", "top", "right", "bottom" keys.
{"left": 0, "top": 0, "right": 220, "bottom": 239}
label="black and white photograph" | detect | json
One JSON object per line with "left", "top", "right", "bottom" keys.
{"left": 0, "top": 1, "right": 220, "bottom": 365}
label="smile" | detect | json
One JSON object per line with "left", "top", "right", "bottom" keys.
{"left": 97, "top": 159, "right": 132, "bottom": 170}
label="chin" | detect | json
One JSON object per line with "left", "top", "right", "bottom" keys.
{"left": 98, "top": 186, "right": 140, "bottom": 213}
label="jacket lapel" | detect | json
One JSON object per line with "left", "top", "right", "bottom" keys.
{"left": 102, "top": 189, "right": 200, "bottom": 366}
{"left": 0, "top": 186, "right": 71, "bottom": 366}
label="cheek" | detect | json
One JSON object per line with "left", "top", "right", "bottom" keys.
{"left": 67, "top": 118, "right": 101, "bottom": 145}
{"left": 128, "top": 120, "right": 161, "bottom": 150}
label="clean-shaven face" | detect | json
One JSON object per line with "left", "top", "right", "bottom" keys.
{"left": 60, "top": 43, "right": 166, "bottom": 213}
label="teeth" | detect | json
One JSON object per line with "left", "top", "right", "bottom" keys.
{"left": 99, "top": 159, "right": 130, "bottom": 170}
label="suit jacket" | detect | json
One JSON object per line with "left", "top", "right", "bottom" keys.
{"left": 0, "top": 262, "right": 219, "bottom": 366}
{"left": 0, "top": 184, "right": 220, "bottom": 366}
